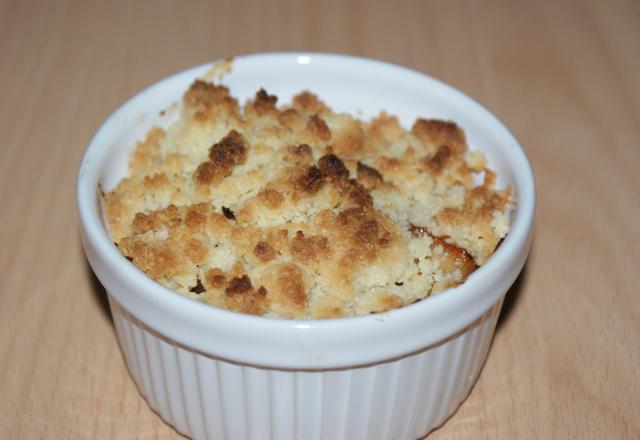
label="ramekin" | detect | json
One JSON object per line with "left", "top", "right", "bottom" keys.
{"left": 78, "top": 53, "right": 535, "bottom": 440}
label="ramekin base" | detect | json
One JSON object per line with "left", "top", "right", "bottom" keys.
{"left": 109, "top": 295, "right": 503, "bottom": 440}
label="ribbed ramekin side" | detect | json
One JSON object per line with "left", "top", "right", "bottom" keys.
{"left": 108, "top": 295, "right": 504, "bottom": 440}
{"left": 294, "top": 371, "right": 324, "bottom": 440}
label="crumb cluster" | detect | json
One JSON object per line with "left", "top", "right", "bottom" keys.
{"left": 105, "top": 80, "right": 511, "bottom": 318}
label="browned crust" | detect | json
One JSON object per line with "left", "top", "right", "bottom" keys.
{"left": 273, "top": 263, "right": 307, "bottom": 308}
{"left": 290, "top": 231, "right": 330, "bottom": 264}
{"left": 356, "top": 161, "right": 383, "bottom": 189}
{"left": 318, "top": 154, "right": 349, "bottom": 180}
{"left": 337, "top": 178, "right": 373, "bottom": 207}
{"left": 118, "top": 238, "right": 183, "bottom": 279}
{"left": 132, "top": 204, "right": 181, "bottom": 234}
{"left": 225, "top": 274, "right": 253, "bottom": 294}
{"left": 205, "top": 268, "right": 226, "bottom": 289}
{"left": 285, "top": 144, "right": 313, "bottom": 163}
{"left": 185, "top": 203, "right": 210, "bottom": 230}
{"left": 184, "top": 80, "right": 240, "bottom": 122}
{"left": 412, "top": 119, "right": 466, "bottom": 154}
{"left": 185, "top": 238, "right": 208, "bottom": 264}
{"left": 331, "top": 120, "right": 365, "bottom": 158}
{"left": 304, "top": 115, "right": 332, "bottom": 142}
{"left": 333, "top": 207, "right": 395, "bottom": 266}
{"left": 249, "top": 89, "right": 278, "bottom": 115}
{"left": 424, "top": 145, "right": 452, "bottom": 174}
{"left": 294, "top": 165, "right": 326, "bottom": 194}
{"left": 254, "top": 241, "right": 277, "bottom": 262}
{"left": 278, "top": 108, "right": 303, "bottom": 131}
{"left": 194, "top": 130, "right": 248, "bottom": 186}
{"left": 258, "top": 188, "right": 284, "bottom": 209}
{"left": 223, "top": 274, "right": 269, "bottom": 315}
{"left": 292, "top": 91, "right": 328, "bottom": 115}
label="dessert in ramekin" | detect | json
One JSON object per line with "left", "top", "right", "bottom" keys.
{"left": 78, "top": 53, "right": 534, "bottom": 440}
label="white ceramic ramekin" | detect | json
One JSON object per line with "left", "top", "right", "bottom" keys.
{"left": 78, "top": 53, "right": 534, "bottom": 440}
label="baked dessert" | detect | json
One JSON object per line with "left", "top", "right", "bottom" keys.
{"left": 104, "top": 80, "right": 512, "bottom": 319}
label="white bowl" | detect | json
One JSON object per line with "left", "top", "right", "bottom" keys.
{"left": 78, "top": 52, "right": 534, "bottom": 440}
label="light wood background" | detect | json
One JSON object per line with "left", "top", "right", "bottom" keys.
{"left": 1, "top": 0, "right": 638, "bottom": 438}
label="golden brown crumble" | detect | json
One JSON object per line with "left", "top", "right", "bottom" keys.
{"left": 104, "top": 79, "right": 512, "bottom": 318}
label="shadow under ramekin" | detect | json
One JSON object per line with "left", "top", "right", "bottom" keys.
{"left": 82, "top": 244, "right": 112, "bottom": 324}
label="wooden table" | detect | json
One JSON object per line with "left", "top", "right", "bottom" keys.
{"left": 1, "top": 0, "right": 638, "bottom": 438}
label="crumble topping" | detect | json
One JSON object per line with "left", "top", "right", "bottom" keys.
{"left": 105, "top": 79, "right": 512, "bottom": 318}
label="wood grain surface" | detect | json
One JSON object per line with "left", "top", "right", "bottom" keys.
{"left": 1, "top": 0, "right": 638, "bottom": 438}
